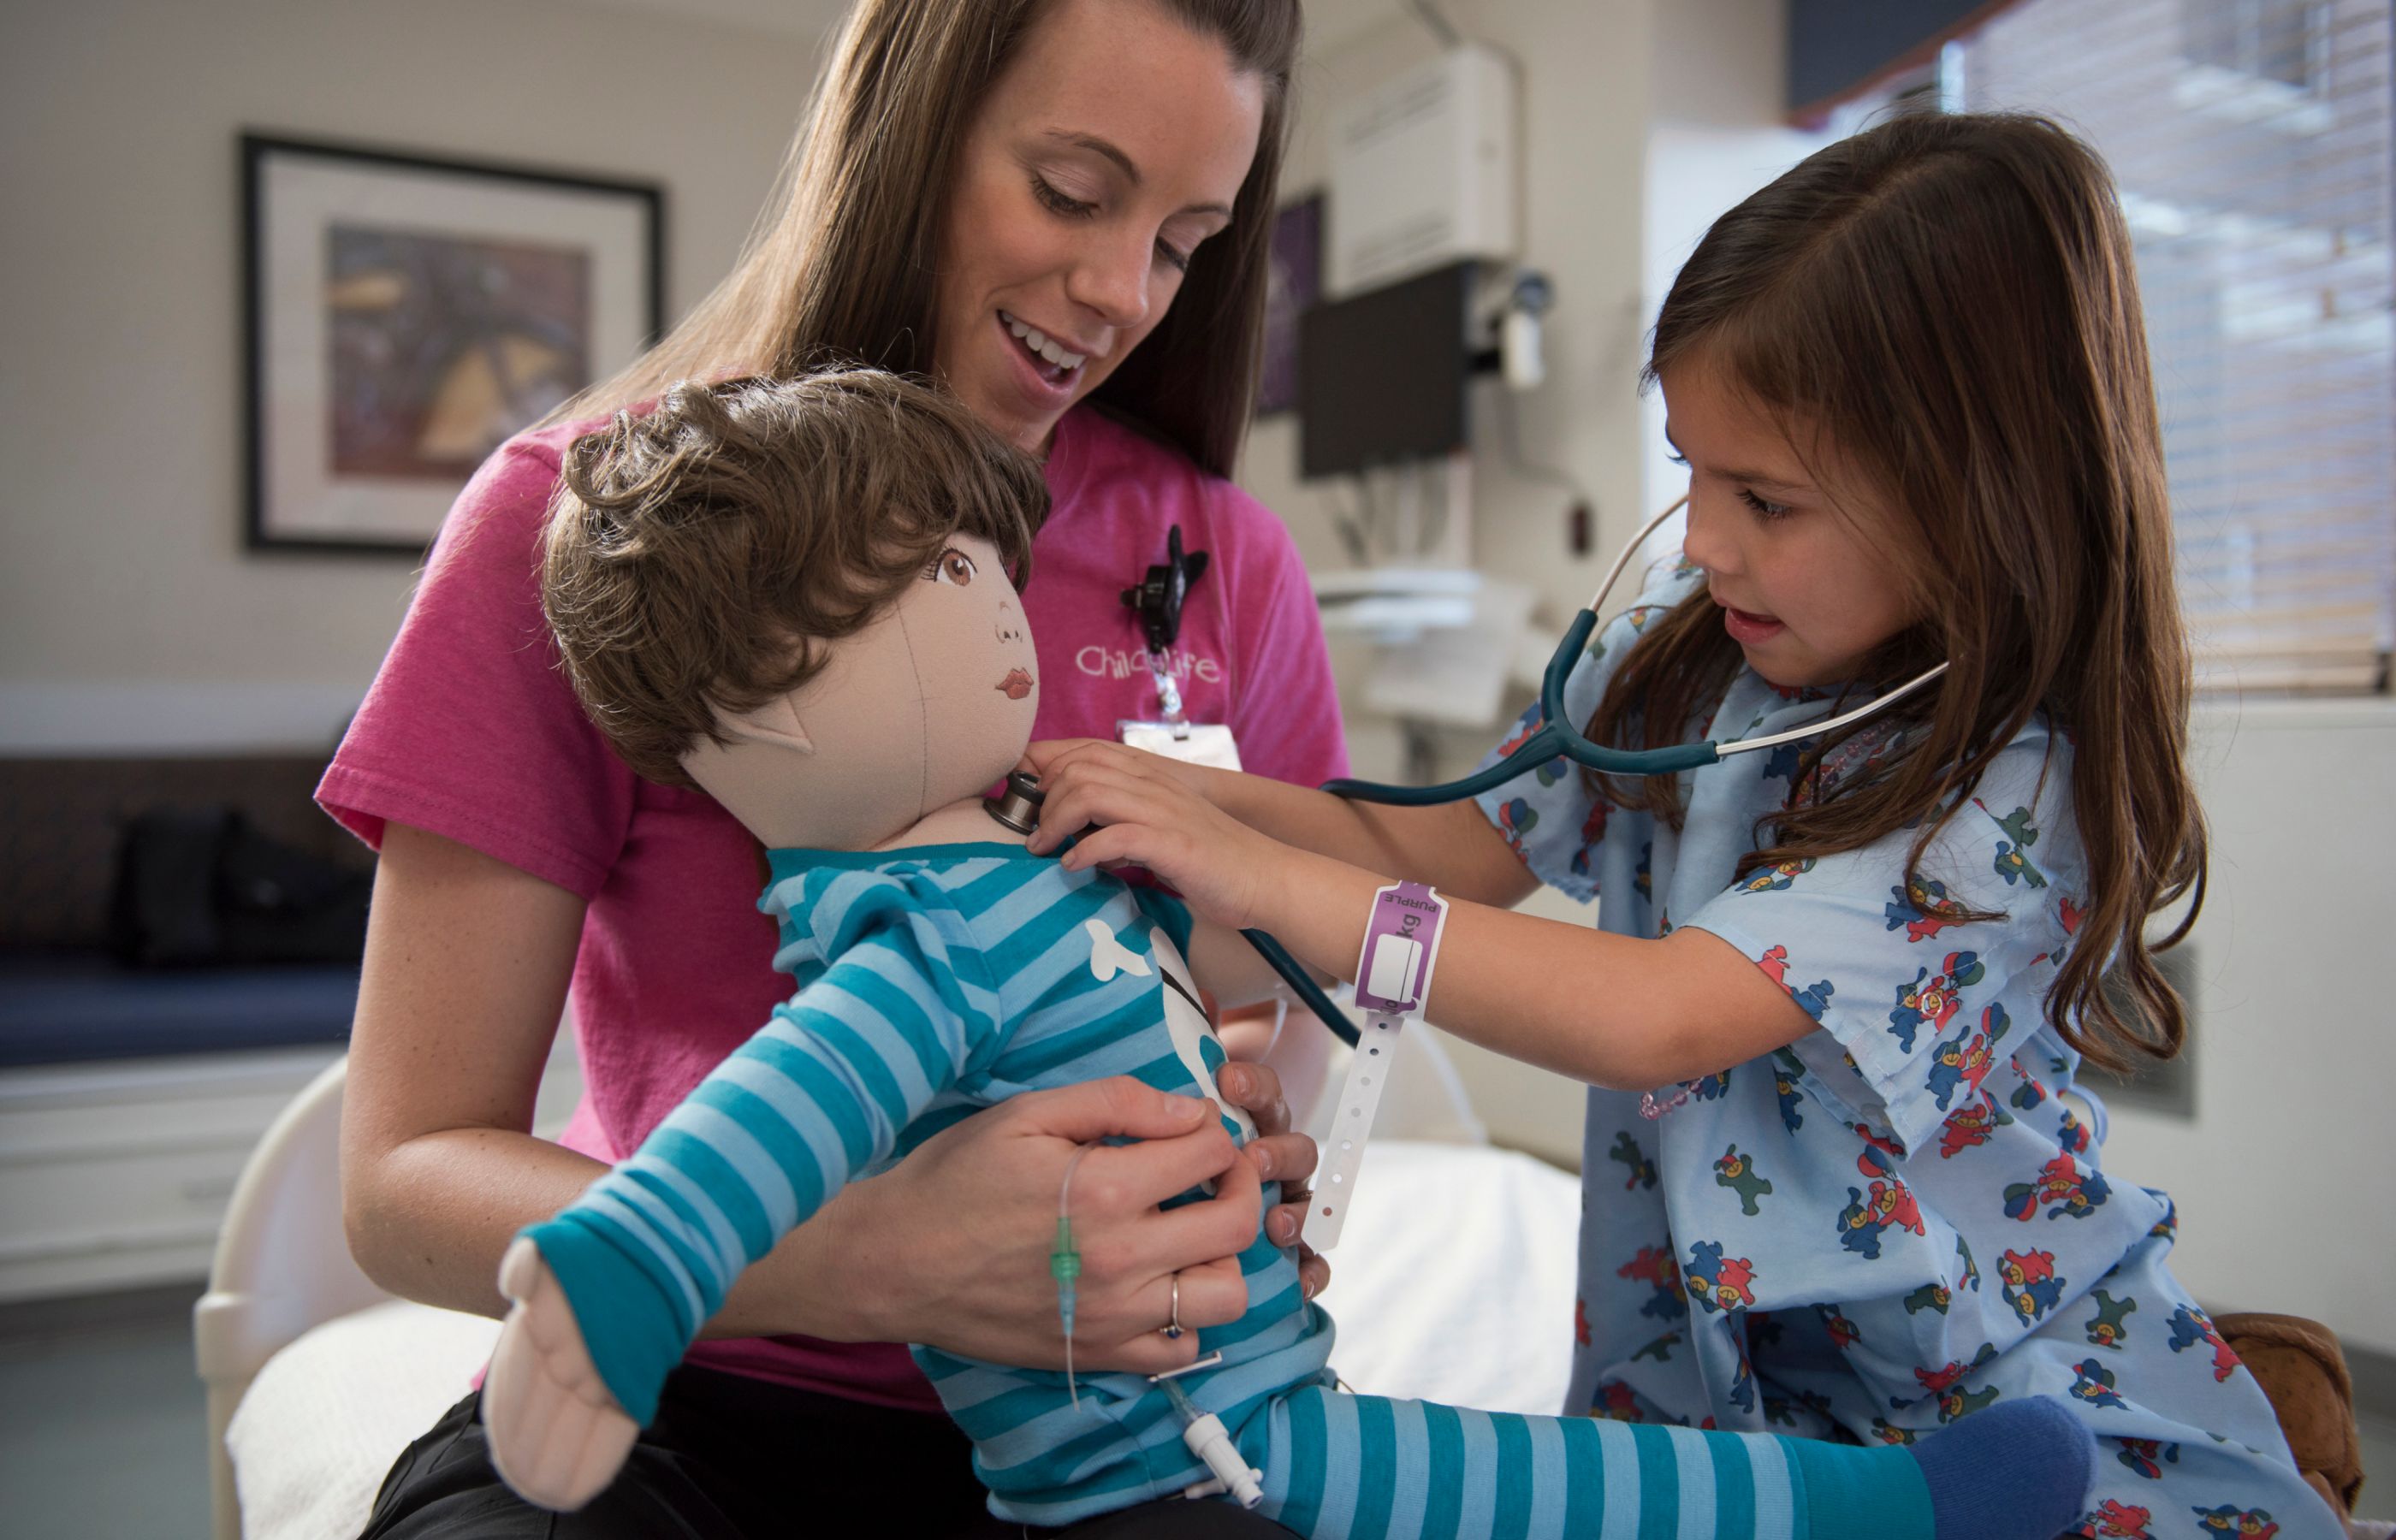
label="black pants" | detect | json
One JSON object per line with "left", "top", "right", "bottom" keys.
{"left": 359, "top": 1364, "right": 1298, "bottom": 1539}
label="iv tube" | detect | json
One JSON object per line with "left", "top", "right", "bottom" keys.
{"left": 1054, "top": 1142, "right": 1098, "bottom": 1408}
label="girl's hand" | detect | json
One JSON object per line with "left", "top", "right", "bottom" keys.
{"left": 1023, "top": 744, "right": 1288, "bottom": 931}
{"left": 1022, "top": 737, "right": 1217, "bottom": 800}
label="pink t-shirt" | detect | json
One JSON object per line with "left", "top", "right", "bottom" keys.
{"left": 318, "top": 403, "right": 1348, "bottom": 1412}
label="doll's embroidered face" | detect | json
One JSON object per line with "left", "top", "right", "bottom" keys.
{"left": 679, "top": 534, "right": 1040, "bottom": 851}
{"left": 916, "top": 536, "right": 1038, "bottom": 722}
{"left": 928, "top": 542, "right": 1040, "bottom": 702}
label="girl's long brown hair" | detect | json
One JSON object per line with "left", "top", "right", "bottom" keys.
{"left": 1594, "top": 113, "right": 2204, "bottom": 1074}
{"left": 556, "top": 0, "right": 1301, "bottom": 479}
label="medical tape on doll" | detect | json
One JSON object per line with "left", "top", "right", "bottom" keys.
{"left": 1304, "top": 881, "right": 1449, "bottom": 1251}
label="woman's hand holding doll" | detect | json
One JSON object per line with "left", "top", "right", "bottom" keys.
{"left": 806, "top": 1068, "right": 1331, "bottom": 1369}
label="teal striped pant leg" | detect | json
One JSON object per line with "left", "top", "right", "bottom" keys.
{"left": 1256, "top": 1388, "right": 1936, "bottom": 1540}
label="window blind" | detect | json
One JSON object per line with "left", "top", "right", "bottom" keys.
{"left": 1960, "top": 0, "right": 2394, "bottom": 692}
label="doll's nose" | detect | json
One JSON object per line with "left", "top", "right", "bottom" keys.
{"left": 995, "top": 618, "right": 1026, "bottom": 644}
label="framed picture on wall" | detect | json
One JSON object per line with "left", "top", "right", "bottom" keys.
{"left": 242, "top": 133, "right": 664, "bottom": 554}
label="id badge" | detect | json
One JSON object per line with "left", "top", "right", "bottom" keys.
{"left": 1118, "top": 720, "right": 1244, "bottom": 771}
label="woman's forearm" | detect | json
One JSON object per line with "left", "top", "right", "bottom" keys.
{"left": 346, "top": 1127, "right": 607, "bottom": 1320}
{"left": 342, "top": 824, "right": 882, "bottom": 1342}
{"left": 347, "top": 1127, "right": 879, "bottom": 1340}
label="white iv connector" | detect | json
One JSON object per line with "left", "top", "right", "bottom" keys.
{"left": 1179, "top": 1410, "right": 1263, "bottom": 1509}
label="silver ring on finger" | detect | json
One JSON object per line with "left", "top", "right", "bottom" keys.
{"left": 1162, "top": 1270, "right": 1185, "bottom": 1340}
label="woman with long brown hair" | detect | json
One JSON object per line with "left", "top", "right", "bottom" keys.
{"left": 326, "top": 3, "right": 1339, "bottom": 1534}
{"left": 1025, "top": 114, "right": 2338, "bottom": 1534}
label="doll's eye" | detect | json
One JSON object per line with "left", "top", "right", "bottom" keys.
{"left": 931, "top": 548, "right": 977, "bottom": 587}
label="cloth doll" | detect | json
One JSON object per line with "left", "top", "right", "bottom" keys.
{"left": 480, "top": 370, "right": 2096, "bottom": 1539}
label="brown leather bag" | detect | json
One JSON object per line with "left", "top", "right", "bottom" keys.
{"left": 2215, "top": 1312, "right": 2366, "bottom": 1525}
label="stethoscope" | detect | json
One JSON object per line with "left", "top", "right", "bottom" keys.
{"left": 995, "top": 500, "right": 1948, "bottom": 1048}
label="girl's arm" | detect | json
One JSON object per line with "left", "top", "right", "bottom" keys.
{"left": 342, "top": 821, "right": 1320, "bottom": 1371}
{"left": 1031, "top": 766, "right": 1818, "bottom": 1091}
{"left": 1181, "top": 915, "right": 1331, "bottom": 1007}
{"left": 1023, "top": 739, "right": 1539, "bottom": 912}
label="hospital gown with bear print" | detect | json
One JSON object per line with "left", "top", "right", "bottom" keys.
{"left": 1473, "top": 556, "right": 2339, "bottom": 1540}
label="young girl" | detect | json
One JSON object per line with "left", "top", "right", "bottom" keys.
{"left": 1027, "top": 114, "right": 2339, "bottom": 1539}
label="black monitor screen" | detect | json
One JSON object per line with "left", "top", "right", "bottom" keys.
{"left": 1297, "top": 262, "right": 1471, "bottom": 479}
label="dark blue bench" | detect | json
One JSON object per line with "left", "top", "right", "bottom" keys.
{"left": 0, "top": 951, "right": 358, "bottom": 1069}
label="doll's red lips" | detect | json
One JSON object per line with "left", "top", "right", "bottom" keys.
{"left": 997, "top": 668, "right": 1035, "bottom": 700}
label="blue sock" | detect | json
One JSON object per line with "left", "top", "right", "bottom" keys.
{"left": 1905, "top": 1398, "right": 2094, "bottom": 1540}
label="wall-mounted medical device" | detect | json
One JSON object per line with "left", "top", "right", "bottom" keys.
{"left": 1296, "top": 259, "right": 1557, "bottom": 478}
{"left": 1326, "top": 43, "right": 1519, "bottom": 298}
{"left": 1298, "top": 261, "right": 1474, "bottom": 478}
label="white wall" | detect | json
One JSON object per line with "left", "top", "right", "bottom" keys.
{"left": 2102, "top": 702, "right": 2396, "bottom": 1353}
{"left": 1640, "top": 0, "right": 1830, "bottom": 530}
{"left": 0, "top": 0, "right": 829, "bottom": 754}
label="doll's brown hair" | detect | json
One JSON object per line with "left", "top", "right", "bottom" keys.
{"left": 542, "top": 369, "right": 1048, "bottom": 786}
{"left": 1590, "top": 113, "right": 2205, "bottom": 1075}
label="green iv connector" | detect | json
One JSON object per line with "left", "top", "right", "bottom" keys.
{"left": 1053, "top": 1215, "right": 1082, "bottom": 1406}
{"left": 1055, "top": 1144, "right": 1095, "bottom": 1407}
{"left": 1051, "top": 1216, "right": 1082, "bottom": 1287}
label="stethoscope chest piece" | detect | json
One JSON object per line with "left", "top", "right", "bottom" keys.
{"left": 985, "top": 771, "right": 1047, "bottom": 836}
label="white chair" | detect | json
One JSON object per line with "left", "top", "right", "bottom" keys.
{"left": 194, "top": 1057, "right": 393, "bottom": 1540}
{"left": 197, "top": 1030, "right": 584, "bottom": 1540}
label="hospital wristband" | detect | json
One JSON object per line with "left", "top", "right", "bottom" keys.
{"left": 1304, "top": 881, "right": 1449, "bottom": 1251}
